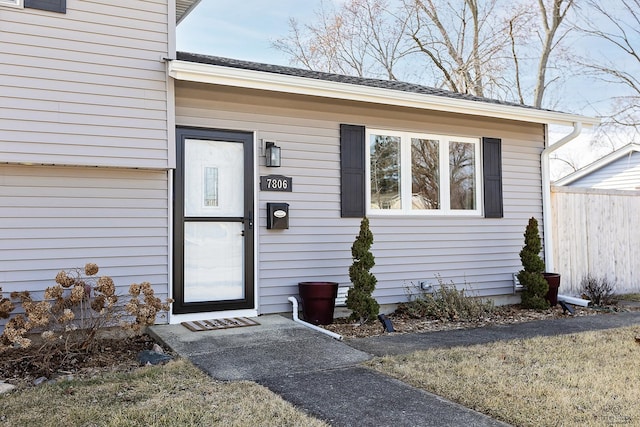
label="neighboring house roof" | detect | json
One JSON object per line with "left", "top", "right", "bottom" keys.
{"left": 171, "top": 52, "right": 600, "bottom": 128}
{"left": 176, "top": 0, "right": 202, "bottom": 23}
{"left": 554, "top": 143, "right": 640, "bottom": 188}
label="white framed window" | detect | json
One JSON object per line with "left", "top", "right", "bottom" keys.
{"left": 0, "top": 0, "right": 22, "bottom": 7}
{"left": 367, "top": 129, "right": 482, "bottom": 216}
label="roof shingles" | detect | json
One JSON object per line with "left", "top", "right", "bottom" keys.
{"left": 176, "top": 51, "right": 541, "bottom": 111}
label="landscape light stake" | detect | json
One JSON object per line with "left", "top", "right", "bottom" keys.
{"left": 378, "top": 314, "right": 395, "bottom": 332}
{"left": 559, "top": 300, "right": 574, "bottom": 315}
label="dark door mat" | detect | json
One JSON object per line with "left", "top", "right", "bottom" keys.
{"left": 181, "top": 317, "right": 260, "bottom": 332}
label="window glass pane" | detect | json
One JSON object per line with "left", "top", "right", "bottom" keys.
{"left": 411, "top": 138, "right": 440, "bottom": 209}
{"left": 449, "top": 141, "right": 476, "bottom": 210}
{"left": 370, "top": 134, "right": 401, "bottom": 209}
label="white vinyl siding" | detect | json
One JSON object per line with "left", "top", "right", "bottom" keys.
{"left": 176, "top": 82, "right": 545, "bottom": 315}
{"left": 0, "top": 165, "right": 170, "bottom": 326}
{"left": 569, "top": 151, "right": 640, "bottom": 190}
{"left": 0, "top": 0, "right": 171, "bottom": 168}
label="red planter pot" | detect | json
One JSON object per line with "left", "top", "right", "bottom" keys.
{"left": 543, "top": 273, "right": 561, "bottom": 306}
{"left": 298, "top": 282, "right": 339, "bottom": 325}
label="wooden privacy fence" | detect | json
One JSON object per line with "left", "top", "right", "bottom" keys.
{"left": 551, "top": 186, "right": 640, "bottom": 296}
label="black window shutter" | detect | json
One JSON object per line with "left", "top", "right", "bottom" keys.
{"left": 483, "top": 137, "right": 503, "bottom": 218}
{"left": 25, "top": 0, "right": 66, "bottom": 13}
{"left": 340, "top": 124, "right": 366, "bottom": 218}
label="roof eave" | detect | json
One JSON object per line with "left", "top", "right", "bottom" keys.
{"left": 168, "top": 59, "right": 600, "bottom": 128}
{"left": 176, "top": 0, "right": 202, "bottom": 24}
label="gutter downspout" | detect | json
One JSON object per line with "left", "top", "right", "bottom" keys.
{"left": 288, "top": 297, "right": 343, "bottom": 341}
{"left": 541, "top": 122, "right": 582, "bottom": 273}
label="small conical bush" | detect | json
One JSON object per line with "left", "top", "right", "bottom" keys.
{"left": 517, "top": 217, "right": 549, "bottom": 309}
{"left": 346, "top": 217, "right": 379, "bottom": 324}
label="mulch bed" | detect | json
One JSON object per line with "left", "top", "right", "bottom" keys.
{"left": 322, "top": 303, "right": 637, "bottom": 339}
{"left": 0, "top": 333, "right": 158, "bottom": 389}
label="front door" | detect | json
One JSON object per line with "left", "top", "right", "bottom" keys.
{"left": 173, "top": 128, "right": 254, "bottom": 314}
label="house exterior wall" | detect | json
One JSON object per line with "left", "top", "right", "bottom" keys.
{"left": 568, "top": 152, "right": 640, "bottom": 190}
{"left": 0, "top": 0, "right": 172, "bottom": 168}
{"left": 175, "top": 81, "right": 545, "bottom": 314}
{"left": 0, "top": 1, "right": 174, "bottom": 327}
{"left": 0, "top": 165, "right": 170, "bottom": 326}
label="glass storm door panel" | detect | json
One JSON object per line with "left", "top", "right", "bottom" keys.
{"left": 174, "top": 128, "right": 254, "bottom": 314}
{"left": 183, "top": 221, "right": 243, "bottom": 302}
{"left": 184, "top": 140, "right": 244, "bottom": 218}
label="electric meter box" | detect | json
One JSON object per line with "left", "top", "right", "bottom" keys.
{"left": 267, "top": 202, "right": 289, "bottom": 229}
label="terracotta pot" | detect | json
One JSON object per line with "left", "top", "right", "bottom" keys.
{"left": 543, "top": 273, "right": 561, "bottom": 306}
{"left": 298, "top": 282, "right": 338, "bottom": 325}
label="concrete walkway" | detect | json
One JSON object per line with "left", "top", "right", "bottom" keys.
{"left": 148, "top": 315, "right": 370, "bottom": 382}
{"left": 149, "top": 315, "right": 506, "bottom": 426}
{"left": 148, "top": 311, "right": 640, "bottom": 427}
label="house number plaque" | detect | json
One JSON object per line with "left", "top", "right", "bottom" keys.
{"left": 260, "top": 175, "right": 292, "bottom": 192}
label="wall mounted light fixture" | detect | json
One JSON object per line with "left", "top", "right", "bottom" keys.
{"left": 265, "top": 141, "right": 281, "bottom": 167}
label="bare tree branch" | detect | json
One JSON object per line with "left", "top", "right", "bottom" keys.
{"left": 550, "top": 154, "right": 579, "bottom": 172}
{"left": 410, "top": 30, "right": 460, "bottom": 92}
{"left": 533, "top": 0, "right": 574, "bottom": 108}
{"left": 509, "top": 17, "right": 525, "bottom": 104}
{"left": 576, "top": 0, "right": 640, "bottom": 139}
{"left": 272, "top": 0, "right": 413, "bottom": 80}
{"left": 274, "top": 0, "right": 578, "bottom": 109}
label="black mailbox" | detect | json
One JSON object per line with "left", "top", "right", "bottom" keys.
{"left": 267, "top": 202, "right": 289, "bottom": 229}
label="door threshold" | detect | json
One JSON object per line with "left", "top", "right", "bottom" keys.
{"left": 169, "top": 309, "right": 258, "bottom": 325}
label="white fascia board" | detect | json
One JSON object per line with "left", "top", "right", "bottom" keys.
{"left": 169, "top": 60, "right": 600, "bottom": 127}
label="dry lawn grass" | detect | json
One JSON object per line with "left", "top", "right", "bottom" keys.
{"left": 368, "top": 326, "right": 640, "bottom": 426}
{"left": 618, "top": 293, "right": 640, "bottom": 302}
{"left": 0, "top": 359, "right": 327, "bottom": 427}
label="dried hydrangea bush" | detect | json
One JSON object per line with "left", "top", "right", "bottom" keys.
{"left": 0, "top": 263, "right": 173, "bottom": 364}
